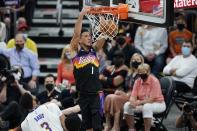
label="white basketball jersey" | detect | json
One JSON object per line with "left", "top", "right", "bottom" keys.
{"left": 21, "top": 103, "right": 64, "bottom": 131}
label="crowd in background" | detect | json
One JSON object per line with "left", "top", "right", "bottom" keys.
{"left": 0, "top": 5, "right": 197, "bottom": 131}
{"left": 0, "top": 0, "right": 36, "bottom": 41}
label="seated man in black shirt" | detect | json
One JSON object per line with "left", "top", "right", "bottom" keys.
{"left": 37, "top": 74, "right": 74, "bottom": 109}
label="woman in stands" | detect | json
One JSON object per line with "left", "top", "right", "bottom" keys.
{"left": 123, "top": 63, "right": 166, "bottom": 131}
{"left": 125, "top": 53, "right": 144, "bottom": 91}
{"left": 99, "top": 50, "right": 128, "bottom": 94}
{"left": 56, "top": 45, "right": 76, "bottom": 88}
{"left": 103, "top": 53, "right": 144, "bottom": 131}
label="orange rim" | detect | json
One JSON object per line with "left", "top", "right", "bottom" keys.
{"left": 86, "top": 4, "right": 128, "bottom": 19}
{"left": 87, "top": 6, "right": 119, "bottom": 15}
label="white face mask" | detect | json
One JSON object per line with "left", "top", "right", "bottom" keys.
{"left": 23, "top": 33, "right": 28, "bottom": 39}
{"left": 13, "top": 72, "right": 22, "bottom": 80}
{"left": 65, "top": 51, "right": 76, "bottom": 59}
{"left": 65, "top": 52, "right": 72, "bottom": 59}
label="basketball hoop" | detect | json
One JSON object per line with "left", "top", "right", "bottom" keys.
{"left": 85, "top": 4, "right": 128, "bottom": 42}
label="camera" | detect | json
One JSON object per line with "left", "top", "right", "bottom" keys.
{"left": 0, "top": 68, "right": 19, "bottom": 84}
{"left": 183, "top": 102, "right": 197, "bottom": 113}
{"left": 183, "top": 103, "right": 192, "bottom": 113}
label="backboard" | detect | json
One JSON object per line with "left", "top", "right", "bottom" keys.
{"left": 79, "top": 0, "right": 174, "bottom": 27}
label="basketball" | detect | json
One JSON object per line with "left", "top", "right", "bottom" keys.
{"left": 106, "top": 20, "right": 118, "bottom": 36}
{"left": 99, "top": 17, "right": 118, "bottom": 37}
{"left": 99, "top": 16, "right": 108, "bottom": 33}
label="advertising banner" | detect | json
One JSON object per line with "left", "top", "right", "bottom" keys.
{"left": 174, "top": 0, "right": 197, "bottom": 9}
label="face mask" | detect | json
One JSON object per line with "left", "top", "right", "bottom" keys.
{"left": 45, "top": 84, "right": 54, "bottom": 92}
{"left": 181, "top": 46, "right": 191, "bottom": 57}
{"left": 16, "top": 44, "right": 24, "bottom": 51}
{"left": 139, "top": 73, "right": 148, "bottom": 80}
{"left": 65, "top": 52, "right": 72, "bottom": 59}
{"left": 113, "top": 58, "right": 124, "bottom": 67}
{"left": 131, "top": 61, "right": 141, "bottom": 69}
{"left": 23, "top": 33, "right": 28, "bottom": 39}
{"left": 177, "top": 24, "right": 185, "bottom": 31}
{"left": 13, "top": 72, "right": 22, "bottom": 80}
{"left": 116, "top": 37, "right": 125, "bottom": 46}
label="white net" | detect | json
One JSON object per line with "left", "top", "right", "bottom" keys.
{"left": 86, "top": 12, "right": 119, "bottom": 42}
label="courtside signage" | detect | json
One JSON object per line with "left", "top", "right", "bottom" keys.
{"left": 174, "top": 0, "right": 197, "bottom": 9}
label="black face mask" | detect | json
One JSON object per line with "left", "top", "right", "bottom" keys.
{"left": 15, "top": 44, "right": 24, "bottom": 51}
{"left": 177, "top": 24, "right": 185, "bottom": 31}
{"left": 116, "top": 37, "right": 125, "bottom": 46}
{"left": 113, "top": 58, "right": 124, "bottom": 67}
{"left": 131, "top": 61, "right": 141, "bottom": 69}
{"left": 139, "top": 73, "right": 148, "bottom": 80}
{"left": 45, "top": 84, "right": 54, "bottom": 92}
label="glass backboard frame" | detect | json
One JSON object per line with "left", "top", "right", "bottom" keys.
{"left": 79, "top": 0, "right": 174, "bottom": 27}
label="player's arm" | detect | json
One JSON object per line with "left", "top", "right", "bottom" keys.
{"left": 14, "top": 126, "right": 22, "bottom": 131}
{"left": 60, "top": 114, "right": 68, "bottom": 131}
{"left": 70, "top": 8, "right": 88, "bottom": 52}
{"left": 93, "top": 38, "right": 105, "bottom": 52}
{"left": 46, "top": 103, "right": 68, "bottom": 131}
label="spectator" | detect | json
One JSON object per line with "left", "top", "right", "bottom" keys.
{"left": 123, "top": 63, "right": 166, "bottom": 131}
{"left": 22, "top": 0, "right": 36, "bottom": 28}
{"left": 3, "top": 0, "right": 36, "bottom": 29}
{"left": 7, "top": 32, "right": 38, "bottom": 55}
{"left": 134, "top": 25, "right": 168, "bottom": 77}
{"left": 99, "top": 50, "right": 128, "bottom": 94}
{"left": 118, "top": 22, "right": 139, "bottom": 44}
{"left": 163, "top": 40, "right": 197, "bottom": 93}
{"left": 0, "top": 66, "right": 30, "bottom": 105}
{"left": 108, "top": 35, "right": 141, "bottom": 67}
{"left": 38, "top": 74, "right": 61, "bottom": 102}
{"left": 0, "top": 21, "right": 7, "bottom": 48}
{"left": 0, "top": 66, "right": 34, "bottom": 130}
{"left": 168, "top": 16, "right": 193, "bottom": 62}
{"left": 103, "top": 53, "right": 144, "bottom": 131}
{"left": 16, "top": 17, "right": 28, "bottom": 32}
{"left": 37, "top": 74, "right": 74, "bottom": 109}
{"left": 0, "top": 33, "right": 40, "bottom": 94}
{"left": 56, "top": 45, "right": 75, "bottom": 87}
{"left": 125, "top": 53, "right": 144, "bottom": 90}
{"left": 3, "top": 0, "right": 27, "bottom": 38}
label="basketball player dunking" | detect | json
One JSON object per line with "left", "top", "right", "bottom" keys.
{"left": 70, "top": 8, "right": 105, "bottom": 131}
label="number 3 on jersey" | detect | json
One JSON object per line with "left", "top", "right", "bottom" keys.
{"left": 41, "top": 122, "right": 52, "bottom": 131}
